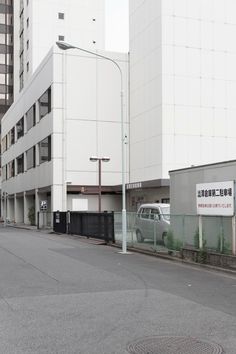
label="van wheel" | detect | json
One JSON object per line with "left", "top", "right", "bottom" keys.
{"left": 162, "top": 232, "right": 168, "bottom": 247}
{"left": 136, "top": 230, "right": 144, "bottom": 243}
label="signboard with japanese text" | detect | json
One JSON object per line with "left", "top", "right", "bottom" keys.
{"left": 196, "top": 181, "right": 234, "bottom": 216}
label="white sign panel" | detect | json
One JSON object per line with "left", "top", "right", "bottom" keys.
{"left": 72, "top": 198, "right": 88, "bottom": 211}
{"left": 196, "top": 181, "right": 234, "bottom": 216}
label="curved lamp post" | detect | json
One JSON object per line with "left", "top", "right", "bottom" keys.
{"left": 56, "top": 41, "right": 128, "bottom": 253}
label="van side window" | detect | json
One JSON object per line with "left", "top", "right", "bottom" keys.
{"left": 141, "top": 208, "right": 151, "bottom": 219}
{"left": 150, "top": 208, "right": 160, "bottom": 220}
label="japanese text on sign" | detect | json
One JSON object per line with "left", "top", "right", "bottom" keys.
{"left": 196, "top": 181, "right": 234, "bottom": 216}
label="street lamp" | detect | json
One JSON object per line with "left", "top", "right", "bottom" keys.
{"left": 90, "top": 156, "right": 110, "bottom": 213}
{"left": 56, "top": 41, "right": 128, "bottom": 254}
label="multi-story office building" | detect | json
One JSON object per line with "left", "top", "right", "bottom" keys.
{"left": 0, "top": 0, "right": 13, "bottom": 121}
{"left": 1, "top": 47, "right": 128, "bottom": 223}
{"left": 14, "top": 0, "right": 105, "bottom": 94}
{"left": 0, "top": 0, "right": 130, "bottom": 223}
{"left": 128, "top": 0, "right": 236, "bottom": 209}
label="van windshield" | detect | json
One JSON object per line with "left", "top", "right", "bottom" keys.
{"left": 160, "top": 206, "right": 170, "bottom": 221}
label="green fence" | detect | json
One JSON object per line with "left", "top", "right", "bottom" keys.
{"left": 114, "top": 212, "right": 234, "bottom": 255}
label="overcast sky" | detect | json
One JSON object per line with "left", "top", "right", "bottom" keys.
{"left": 105, "top": 0, "right": 129, "bottom": 53}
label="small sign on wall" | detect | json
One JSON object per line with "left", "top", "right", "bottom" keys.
{"left": 40, "top": 200, "right": 47, "bottom": 211}
{"left": 196, "top": 181, "right": 234, "bottom": 216}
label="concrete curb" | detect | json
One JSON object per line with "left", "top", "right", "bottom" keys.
{"left": 111, "top": 243, "right": 236, "bottom": 277}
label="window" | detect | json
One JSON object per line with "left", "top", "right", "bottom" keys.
{"left": 26, "top": 146, "right": 35, "bottom": 170}
{"left": 2, "top": 165, "right": 7, "bottom": 181}
{"left": 9, "top": 160, "right": 15, "bottom": 178}
{"left": 20, "top": 72, "right": 24, "bottom": 91}
{"left": 2, "top": 135, "right": 7, "bottom": 152}
{"left": 39, "top": 136, "right": 51, "bottom": 164}
{"left": 150, "top": 208, "right": 160, "bottom": 220}
{"left": 39, "top": 87, "right": 51, "bottom": 119}
{"left": 16, "top": 154, "right": 24, "bottom": 174}
{"left": 26, "top": 104, "right": 35, "bottom": 131}
{"left": 10, "top": 127, "right": 15, "bottom": 146}
{"left": 161, "top": 198, "right": 170, "bottom": 204}
{"left": 58, "top": 12, "right": 64, "bottom": 19}
{"left": 27, "top": 61, "right": 29, "bottom": 71}
{"left": 27, "top": 40, "right": 29, "bottom": 49}
{"left": 27, "top": 17, "right": 29, "bottom": 27}
{"left": 141, "top": 208, "right": 151, "bottom": 219}
{"left": 58, "top": 35, "right": 64, "bottom": 41}
{"left": 16, "top": 117, "right": 24, "bottom": 139}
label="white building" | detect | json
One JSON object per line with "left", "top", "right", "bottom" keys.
{"left": 1, "top": 46, "right": 128, "bottom": 224}
{"left": 129, "top": 0, "right": 236, "bottom": 208}
{"left": 14, "top": 0, "right": 105, "bottom": 94}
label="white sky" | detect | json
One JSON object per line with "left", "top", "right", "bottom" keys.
{"left": 105, "top": 0, "right": 129, "bottom": 53}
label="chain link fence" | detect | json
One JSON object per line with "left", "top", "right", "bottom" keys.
{"left": 114, "top": 212, "right": 234, "bottom": 255}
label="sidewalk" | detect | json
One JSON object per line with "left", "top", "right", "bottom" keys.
{"left": 4, "top": 222, "right": 52, "bottom": 232}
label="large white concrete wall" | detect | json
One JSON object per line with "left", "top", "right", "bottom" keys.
{"left": 14, "top": 0, "right": 105, "bottom": 95}
{"left": 130, "top": 0, "right": 236, "bottom": 181}
{"left": 63, "top": 50, "right": 129, "bottom": 187}
{"left": 129, "top": 0, "right": 162, "bottom": 183}
{"left": 162, "top": 0, "right": 236, "bottom": 176}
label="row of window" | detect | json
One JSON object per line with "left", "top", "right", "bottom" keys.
{"left": 19, "top": 0, "right": 30, "bottom": 90}
{"left": 2, "top": 86, "right": 51, "bottom": 153}
{"left": 2, "top": 135, "right": 51, "bottom": 181}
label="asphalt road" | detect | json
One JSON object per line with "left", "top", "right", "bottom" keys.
{"left": 0, "top": 226, "right": 236, "bottom": 354}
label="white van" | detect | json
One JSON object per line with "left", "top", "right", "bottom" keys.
{"left": 135, "top": 203, "right": 170, "bottom": 244}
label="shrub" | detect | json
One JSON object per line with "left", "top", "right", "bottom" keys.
{"left": 28, "top": 206, "right": 35, "bottom": 226}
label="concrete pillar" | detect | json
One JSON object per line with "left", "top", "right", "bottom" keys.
{"left": 15, "top": 196, "right": 24, "bottom": 224}
{"left": 7, "top": 197, "right": 14, "bottom": 222}
{"left": 6, "top": 196, "right": 9, "bottom": 221}
{"left": 24, "top": 192, "right": 29, "bottom": 224}
{"left": 14, "top": 194, "right": 17, "bottom": 223}
{"left": 35, "top": 189, "right": 39, "bottom": 226}
{"left": 1, "top": 195, "right": 5, "bottom": 220}
{"left": 51, "top": 185, "right": 64, "bottom": 212}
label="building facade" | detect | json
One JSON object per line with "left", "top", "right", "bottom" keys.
{"left": 14, "top": 0, "right": 105, "bottom": 95}
{"left": 0, "top": 0, "right": 13, "bottom": 121}
{"left": 1, "top": 46, "right": 128, "bottom": 223}
{"left": 129, "top": 0, "right": 236, "bottom": 208}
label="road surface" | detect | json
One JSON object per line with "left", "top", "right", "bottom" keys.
{"left": 0, "top": 226, "right": 235, "bottom": 353}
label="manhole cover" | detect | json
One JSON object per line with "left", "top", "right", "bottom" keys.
{"left": 126, "top": 336, "right": 223, "bottom": 354}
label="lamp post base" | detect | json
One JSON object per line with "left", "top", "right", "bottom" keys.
{"left": 118, "top": 250, "right": 132, "bottom": 255}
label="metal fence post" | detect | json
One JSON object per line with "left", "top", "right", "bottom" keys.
{"left": 232, "top": 215, "right": 236, "bottom": 256}
{"left": 104, "top": 213, "right": 108, "bottom": 244}
{"left": 153, "top": 218, "right": 157, "bottom": 251}
{"left": 111, "top": 211, "right": 115, "bottom": 243}
{"left": 199, "top": 215, "right": 203, "bottom": 249}
{"left": 220, "top": 216, "right": 224, "bottom": 253}
{"left": 37, "top": 211, "right": 40, "bottom": 229}
{"left": 66, "top": 210, "right": 70, "bottom": 234}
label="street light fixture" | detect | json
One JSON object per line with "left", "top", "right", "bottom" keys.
{"left": 90, "top": 156, "right": 110, "bottom": 213}
{"left": 56, "top": 41, "right": 128, "bottom": 253}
